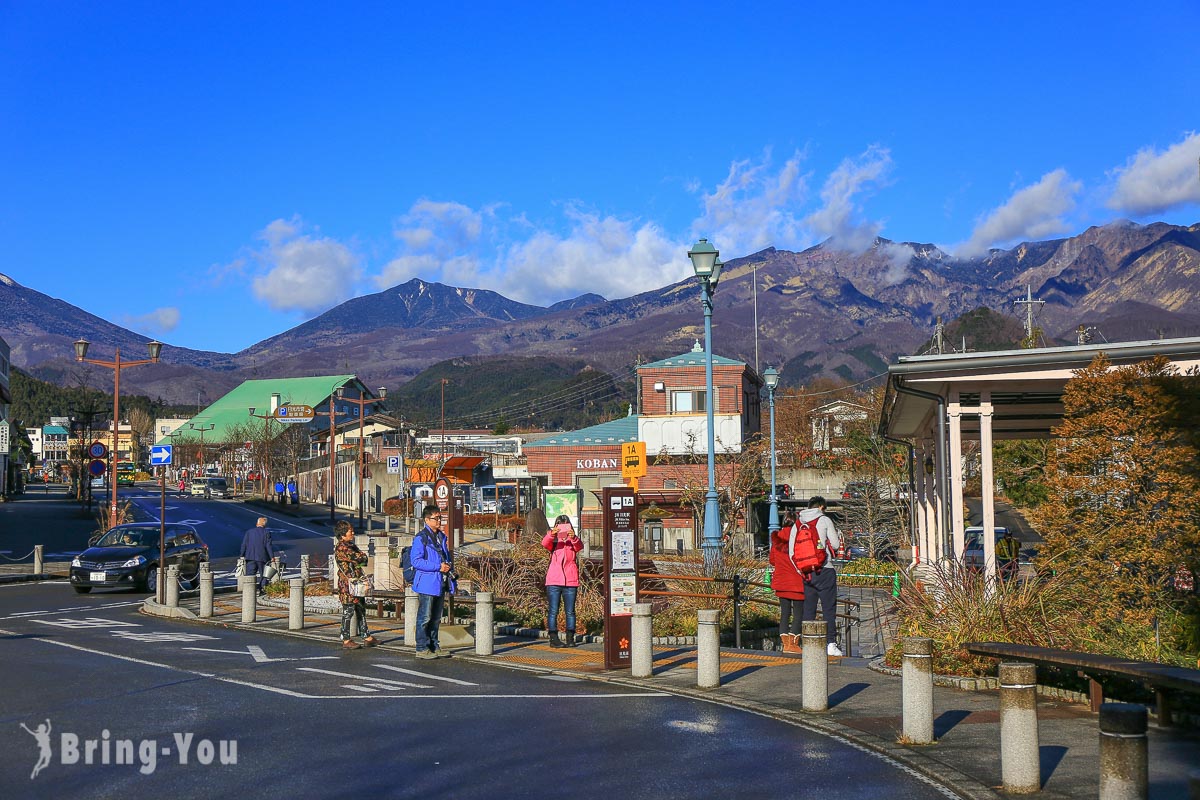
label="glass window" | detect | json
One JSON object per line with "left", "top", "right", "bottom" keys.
{"left": 671, "top": 390, "right": 708, "bottom": 413}
{"left": 576, "top": 474, "right": 621, "bottom": 510}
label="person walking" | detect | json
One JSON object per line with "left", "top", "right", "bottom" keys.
{"left": 996, "top": 529, "right": 1021, "bottom": 581}
{"left": 334, "top": 519, "right": 379, "bottom": 650}
{"left": 412, "top": 505, "right": 456, "bottom": 659}
{"left": 799, "top": 496, "right": 844, "bottom": 656}
{"left": 542, "top": 514, "right": 584, "bottom": 647}
{"left": 239, "top": 516, "right": 275, "bottom": 596}
{"left": 768, "top": 512, "right": 805, "bottom": 653}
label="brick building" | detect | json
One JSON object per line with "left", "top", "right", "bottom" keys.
{"left": 525, "top": 343, "right": 763, "bottom": 553}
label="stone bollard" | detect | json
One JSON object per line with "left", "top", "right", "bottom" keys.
{"left": 299, "top": 554, "right": 309, "bottom": 582}
{"left": 802, "top": 620, "right": 829, "bottom": 712}
{"left": 288, "top": 578, "right": 304, "bottom": 630}
{"left": 631, "top": 602, "right": 653, "bottom": 679}
{"left": 1000, "top": 662, "right": 1040, "bottom": 793}
{"left": 404, "top": 588, "right": 419, "bottom": 647}
{"left": 199, "top": 563, "right": 213, "bottom": 618}
{"left": 327, "top": 554, "right": 337, "bottom": 585}
{"left": 475, "top": 592, "right": 494, "bottom": 656}
{"left": 696, "top": 609, "right": 720, "bottom": 689}
{"left": 902, "top": 636, "right": 934, "bottom": 743}
{"left": 34, "top": 544, "right": 44, "bottom": 575}
{"left": 240, "top": 576, "right": 257, "bottom": 623}
{"left": 166, "top": 565, "right": 180, "bottom": 608}
{"left": 1099, "top": 703, "right": 1147, "bottom": 800}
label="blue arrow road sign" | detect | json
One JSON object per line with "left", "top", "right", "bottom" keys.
{"left": 150, "top": 445, "right": 173, "bottom": 466}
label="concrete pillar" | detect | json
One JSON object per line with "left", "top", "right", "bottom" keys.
{"left": 1099, "top": 703, "right": 1147, "bottom": 800}
{"left": 902, "top": 636, "right": 934, "bottom": 743}
{"left": 288, "top": 578, "right": 304, "bottom": 630}
{"left": 1000, "top": 661, "right": 1040, "bottom": 793}
{"left": 802, "top": 620, "right": 828, "bottom": 712}
{"left": 240, "top": 576, "right": 257, "bottom": 623}
{"left": 696, "top": 609, "right": 720, "bottom": 689}
{"left": 165, "top": 565, "right": 180, "bottom": 608}
{"left": 404, "top": 587, "right": 419, "bottom": 647}
{"left": 199, "top": 563, "right": 213, "bottom": 618}
{"left": 299, "top": 554, "right": 310, "bottom": 582}
{"left": 475, "top": 592, "right": 494, "bottom": 656}
{"left": 34, "top": 544, "right": 44, "bottom": 575}
{"left": 631, "top": 602, "right": 653, "bottom": 679}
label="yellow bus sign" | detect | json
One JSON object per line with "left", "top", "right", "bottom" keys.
{"left": 621, "top": 442, "right": 647, "bottom": 479}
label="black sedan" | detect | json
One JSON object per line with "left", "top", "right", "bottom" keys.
{"left": 69, "top": 523, "right": 208, "bottom": 594}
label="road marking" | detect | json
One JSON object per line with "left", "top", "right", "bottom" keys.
{"left": 7, "top": 610, "right": 55, "bottom": 617}
{"left": 372, "top": 664, "right": 478, "bottom": 686}
{"left": 296, "top": 667, "right": 432, "bottom": 689}
{"left": 181, "top": 644, "right": 337, "bottom": 663}
{"left": 112, "top": 631, "right": 220, "bottom": 643}
{"left": 34, "top": 617, "right": 142, "bottom": 629}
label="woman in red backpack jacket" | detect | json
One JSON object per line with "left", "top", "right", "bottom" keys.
{"left": 543, "top": 515, "right": 584, "bottom": 648}
{"left": 769, "top": 514, "right": 806, "bottom": 653}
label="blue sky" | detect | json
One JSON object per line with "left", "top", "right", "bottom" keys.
{"left": 3, "top": 2, "right": 1199, "bottom": 355}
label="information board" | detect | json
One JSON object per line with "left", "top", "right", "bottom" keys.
{"left": 602, "top": 485, "right": 638, "bottom": 669}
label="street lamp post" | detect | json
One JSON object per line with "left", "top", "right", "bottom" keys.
{"left": 439, "top": 378, "right": 449, "bottom": 466}
{"left": 764, "top": 366, "right": 781, "bottom": 536}
{"left": 315, "top": 383, "right": 346, "bottom": 523}
{"left": 335, "top": 385, "right": 387, "bottom": 531}
{"left": 688, "top": 238, "right": 724, "bottom": 571}
{"left": 73, "top": 338, "right": 163, "bottom": 530}
{"left": 189, "top": 423, "right": 215, "bottom": 474}
{"left": 248, "top": 393, "right": 279, "bottom": 500}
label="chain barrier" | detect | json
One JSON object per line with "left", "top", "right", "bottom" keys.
{"left": 0, "top": 548, "right": 38, "bottom": 562}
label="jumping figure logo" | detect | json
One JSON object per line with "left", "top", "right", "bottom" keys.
{"left": 20, "top": 718, "right": 53, "bottom": 780}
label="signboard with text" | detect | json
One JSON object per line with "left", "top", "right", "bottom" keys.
{"left": 602, "top": 484, "right": 638, "bottom": 670}
{"left": 273, "top": 404, "right": 316, "bottom": 423}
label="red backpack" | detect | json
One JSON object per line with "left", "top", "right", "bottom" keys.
{"left": 789, "top": 518, "right": 827, "bottom": 577}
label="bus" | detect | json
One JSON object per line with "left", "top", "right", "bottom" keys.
{"left": 116, "top": 461, "right": 138, "bottom": 486}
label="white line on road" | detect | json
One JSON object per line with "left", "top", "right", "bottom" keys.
{"left": 296, "top": 667, "right": 432, "bottom": 689}
{"left": 181, "top": 644, "right": 337, "bottom": 663}
{"left": 372, "top": 663, "right": 478, "bottom": 685}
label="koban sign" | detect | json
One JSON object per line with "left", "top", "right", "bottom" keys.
{"left": 576, "top": 458, "right": 618, "bottom": 470}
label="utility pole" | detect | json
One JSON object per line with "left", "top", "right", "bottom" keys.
{"left": 1014, "top": 285, "right": 1044, "bottom": 347}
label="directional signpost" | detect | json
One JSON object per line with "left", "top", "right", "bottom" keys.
{"left": 274, "top": 404, "right": 316, "bottom": 424}
{"left": 150, "top": 444, "right": 173, "bottom": 466}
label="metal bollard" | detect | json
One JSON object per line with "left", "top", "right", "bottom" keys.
{"left": 404, "top": 588, "right": 419, "bottom": 647}
{"left": 1099, "top": 703, "right": 1147, "bottom": 800}
{"left": 240, "top": 576, "right": 257, "bottom": 623}
{"left": 288, "top": 578, "right": 304, "bottom": 630}
{"left": 475, "top": 592, "right": 494, "bottom": 656}
{"left": 199, "top": 563, "right": 213, "bottom": 618}
{"left": 34, "top": 544, "right": 44, "bottom": 575}
{"left": 902, "top": 636, "right": 934, "bottom": 743}
{"left": 1000, "top": 662, "right": 1040, "bottom": 792}
{"left": 166, "top": 565, "right": 180, "bottom": 608}
{"left": 802, "top": 620, "right": 828, "bottom": 712}
{"left": 631, "top": 602, "right": 653, "bottom": 679}
{"left": 299, "top": 554, "right": 309, "bottom": 582}
{"left": 696, "top": 609, "right": 720, "bottom": 688}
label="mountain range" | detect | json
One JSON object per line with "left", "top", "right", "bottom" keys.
{"left": 3, "top": 219, "right": 1198, "bottom": 407}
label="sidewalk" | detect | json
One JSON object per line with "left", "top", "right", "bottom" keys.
{"left": 145, "top": 590, "right": 1200, "bottom": 800}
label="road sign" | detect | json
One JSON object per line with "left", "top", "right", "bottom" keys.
{"left": 621, "top": 441, "right": 647, "bottom": 479}
{"left": 88, "top": 459, "right": 107, "bottom": 477}
{"left": 274, "top": 404, "right": 315, "bottom": 423}
{"left": 150, "top": 445, "right": 173, "bottom": 466}
{"left": 89, "top": 441, "right": 109, "bottom": 459}
{"left": 387, "top": 456, "right": 401, "bottom": 474}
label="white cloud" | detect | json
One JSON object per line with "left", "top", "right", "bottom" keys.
{"left": 804, "top": 145, "right": 893, "bottom": 252}
{"left": 123, "top": 306, "right": 180, "bottom": 335}
{"left": 249, "top": 217, "right": 361, "bottom": 314}
{"left": 1106, "top": 132, "right": 1200, "bottom": 216}
{"left": 956, "top": 169, "right": 1082, "bottom": 258}
{"left": 694, "top": 149, "right": 812, "bottom": 256}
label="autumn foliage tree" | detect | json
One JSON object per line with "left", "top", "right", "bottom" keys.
{"left": 1030, "top": 355, "right": 1200, "bottom": 660}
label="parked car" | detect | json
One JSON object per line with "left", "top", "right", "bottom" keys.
{"left": 962, "top": 526, "right": 1009, "bottom": 572}
{"left": 69, "top": 523, "right": 208, "bottom": 594}
{"left": 841, "top": 481, "right": 881, "bottom": 500}
{"left": 844, "top": 533, "right": 897, "bottom": 561}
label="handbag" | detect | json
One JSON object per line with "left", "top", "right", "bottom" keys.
{"left": 349, "top": 575, "right": 372, "bottom": 597}
{"left": 263, "top": 561, "right": 279, "bottom": 581}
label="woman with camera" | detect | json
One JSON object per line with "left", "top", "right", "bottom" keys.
{"left": 335, "top": 520, "right": 379, "bottom": 650}
{"left": 543, "top": 514, "right": 584, "bottom": 648}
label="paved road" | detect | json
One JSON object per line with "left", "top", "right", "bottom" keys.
{"left": 0, "top": 582, "right": 959, "bottom": 799}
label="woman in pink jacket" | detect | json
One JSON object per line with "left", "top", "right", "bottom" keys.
{"left": 543, "top": 514, "right": 584, "bottom": 648}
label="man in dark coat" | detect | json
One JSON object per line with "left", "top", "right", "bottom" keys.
{"left": 240, "top": 516, "right": 275, "bottom": 595}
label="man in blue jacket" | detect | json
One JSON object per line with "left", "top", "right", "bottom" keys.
{"left": 240, "top": 516, "right": 275, "bottom": 595}
{"left": 412, "top": 505, "right": 456, "bottom": 659}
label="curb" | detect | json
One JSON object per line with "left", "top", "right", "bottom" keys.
{"left": 0, "top": 574, "right": 67, "bottom": 585}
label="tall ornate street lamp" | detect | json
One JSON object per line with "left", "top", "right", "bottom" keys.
{"left": 248, "top": 393, "right": 280, "bottom": 500}
{"left": 189, "top": 422, "right": 215, "bottom": 474}
{"left": 336, "top": 385, "right": 387, "bottom": 531}
{"left": 439, "top": 378, "right": 450, "bottom": 466}
{"left": 315, "top": 382, "right": 347, "bottom": 523}
{"left": 688, "top": 238, "right": 724, "bottom": 571}
{"left": 763, "top": 366, "right": 781, "bottom": 536}
{"left": 74, "top": 338, "right": 163, "bottom": 530}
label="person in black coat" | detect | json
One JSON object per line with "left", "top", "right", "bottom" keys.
{"left": 240, "top": 516, "right": 275, "bottom": 595}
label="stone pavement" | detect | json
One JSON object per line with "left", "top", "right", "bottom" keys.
{"left": 143, "top": 589, "right": 1200, "bottom": 800}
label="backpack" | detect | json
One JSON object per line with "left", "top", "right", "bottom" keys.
{"left": 400, "top": 531, "right": 430, "bottom": 584}
{"left": 789, "top": 517, "right": 827, "bottom": 577}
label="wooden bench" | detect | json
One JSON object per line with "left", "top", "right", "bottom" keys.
{"left": 966, "top": 641, "right": 1200, "bottom": 726}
